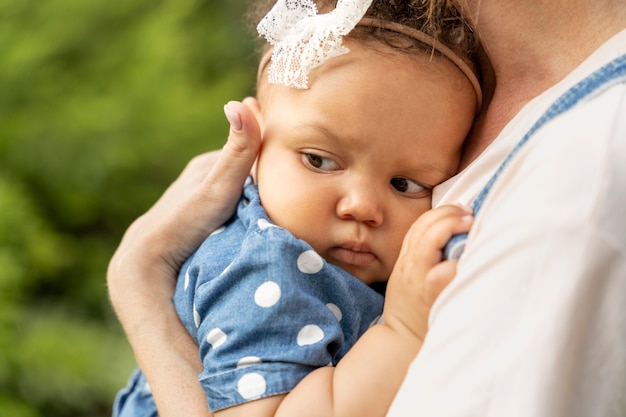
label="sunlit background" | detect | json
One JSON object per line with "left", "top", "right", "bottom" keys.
{"left": 0, "top": 1, "right": 257, "bottom": 415}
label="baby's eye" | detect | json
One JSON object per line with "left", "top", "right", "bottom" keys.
{"left": 390, "top": 177, "right": 429, "bottom": 195}
{"left": 303, "top": 153, "right": 339, "bottom": 171}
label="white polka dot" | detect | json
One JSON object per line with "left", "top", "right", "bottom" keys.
{"left": 237, "top": 356, "right": 262, "bottom": 369}
{"left": 193, "top": 304, "right": 200, "bottom": 328}
{"left": 257, "top": 219, "right": 275, "bottom": 230}
{"left": 297, "top": 324, "right": 324, "bottom": 346}
{"left": 237, "top": 373, "right": 267, "bottom": 399}
{"left": 144, "top": 380, "right": 152, "bottom": 393}
{"left": 206, "top": 328, "right": 227, "bottom": 348}
{"left": 210, "top": 225, "right": 225, "bottom": 236}
{"left": 326, "top": 303, "right": 342, "bottom": 321}
{"left": 184, "top": 267, "right": 191, "bottom": 290}
{"left": 254, "top": 281, "right": 281, "bottom": 307}
{"left": 297, "top": 250, "right": 324, "bottom": 274}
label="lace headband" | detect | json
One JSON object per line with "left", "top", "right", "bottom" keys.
{"left": 257, "top": 0, "right": 482, "bottom": 111}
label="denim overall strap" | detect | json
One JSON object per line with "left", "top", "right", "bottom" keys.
{"left": 444, "top": 54, "right": 626, "bottom": 260}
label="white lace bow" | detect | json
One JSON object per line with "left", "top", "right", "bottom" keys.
{"left": 257, "top": 0, "right": 374, "bottom": 89}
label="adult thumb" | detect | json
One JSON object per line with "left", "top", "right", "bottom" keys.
{"left": 207, "top": 99, "right": 262, "bottom": 189}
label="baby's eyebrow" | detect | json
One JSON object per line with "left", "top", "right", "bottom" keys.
{"left": 294, "top": 121, "right": 341, "bottom": 142}
{"left": 294, "top": 121, "right": 380, "bottom": 152}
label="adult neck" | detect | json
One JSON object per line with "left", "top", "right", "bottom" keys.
{"left": 460, "top": 0, "right": 626, "bottom": 169}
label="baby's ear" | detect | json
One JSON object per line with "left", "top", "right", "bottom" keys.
{"left": 243, "top": 97, "right": 263, "bottom": 132}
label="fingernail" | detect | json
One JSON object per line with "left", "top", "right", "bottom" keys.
{"left": 224, "top": 104, "right": 242, "bottom": 131}
{"left": 461, "top": 214, "right": 474, "bottom": 222}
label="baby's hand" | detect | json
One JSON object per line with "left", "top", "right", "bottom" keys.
{"left": 382, "top": 205, "right": 473, "bottom": 343}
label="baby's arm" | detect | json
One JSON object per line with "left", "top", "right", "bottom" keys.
{"left": 216, "top": 205, "right": 473, "bottom": 417}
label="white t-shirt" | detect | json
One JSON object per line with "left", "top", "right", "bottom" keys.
{"left": 388, "top": 30, "right": 626, "bottom": 417}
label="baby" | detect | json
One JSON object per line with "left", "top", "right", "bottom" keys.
{"left": 113, "top": 0, "right": 479, "bottom": 416}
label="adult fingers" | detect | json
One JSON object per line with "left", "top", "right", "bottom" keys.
{"left": 166, "top": 100, "right": 263, "bottom": 255}
{"left": 115, "top": 100, "right": 263, "bottom": 276}
{"left": 204, "top": 99, "right": 262, "bottom": 191}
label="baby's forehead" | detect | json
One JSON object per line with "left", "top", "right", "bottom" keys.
{"left": 256, "top": 39, "right": 446, "bottom": 101}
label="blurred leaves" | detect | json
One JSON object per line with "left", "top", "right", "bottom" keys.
{"left": 0, "top": 0, "right": 256, "bottom": 416}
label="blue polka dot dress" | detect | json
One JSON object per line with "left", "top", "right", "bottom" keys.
{"left": 113, "top": 182, "right": 384, "bottom": 415}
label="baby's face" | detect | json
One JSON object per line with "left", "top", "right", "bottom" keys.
{"left": 254, "top": 41, "right": 475, "bottom": 284}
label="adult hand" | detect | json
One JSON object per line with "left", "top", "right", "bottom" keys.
{"left": 107, "top": 99, "right": 262, "bottom": 417}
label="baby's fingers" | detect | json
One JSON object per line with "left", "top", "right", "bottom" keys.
{"left": 423, "top": 260, "right": 458, "bottom": 307}
{"left": 382, "top": 207, "right": 472, "bottom": 338}
{"left": 399, "top": 205, "right": 473, "bottom": 267}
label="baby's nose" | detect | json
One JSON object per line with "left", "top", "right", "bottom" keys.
{"left": 335, "top": 185, "right": 383, "bottom": 227}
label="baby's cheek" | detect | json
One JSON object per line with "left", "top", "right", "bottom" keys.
{"left": 387, "top": 211, "right": 424, "bottom": 261}
{"left": 384, "top": 229, "right": 408, "bottom": 267}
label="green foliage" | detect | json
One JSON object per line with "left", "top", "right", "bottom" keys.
{"left": 0, "top": 0, "right": 257, "bottom": 416}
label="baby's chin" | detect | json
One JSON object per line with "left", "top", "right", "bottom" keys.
{"left": 335, "top": 262, "right": 389, "bottom": 288}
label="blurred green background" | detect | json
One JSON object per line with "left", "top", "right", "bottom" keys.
{"left": 0, "top": 1, "right": 257, "bottom": 416}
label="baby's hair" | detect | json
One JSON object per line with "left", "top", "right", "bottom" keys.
{"left": 245, "top": 0, "right": 477, "bottom": 69}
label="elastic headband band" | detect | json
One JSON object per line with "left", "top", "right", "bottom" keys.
{"left": 359, "top": 17, "right": 482, "bottom": 111}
